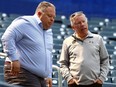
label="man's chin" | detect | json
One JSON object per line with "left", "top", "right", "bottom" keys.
{"left": 43, "top": 28, "right": 49, "bottom": 30}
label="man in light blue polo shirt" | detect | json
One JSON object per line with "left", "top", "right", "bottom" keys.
{"left": 1, "top": 1, "right": 56, "bottom": 87}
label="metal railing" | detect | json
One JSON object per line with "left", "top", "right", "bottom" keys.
{"left": 0, "top": 52, "right": 7, "bottom": 57}
{"left": 52, "top": 65, "right": 63, "bottom": 87}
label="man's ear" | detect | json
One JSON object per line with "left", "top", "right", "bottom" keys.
{"left": 37, "top": 11, "right": 42, "bottom": 17}
{"left": 71, "top": 26, "right": 75, "bottom": 30}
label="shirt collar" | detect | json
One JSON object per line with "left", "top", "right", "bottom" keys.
{"left": 73, "top": 31, "right": 93, "bottom": 39}
{"left": 86, "top": 31, "right": 94, "bottom": 38}
{"left": 34, "top": 14, "right": 41, "bottom": 24}
{"left": 34, "top": 14, "right": 43, "bottom": 28}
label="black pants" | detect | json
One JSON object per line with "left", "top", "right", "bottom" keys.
{"left": 4, "top": 62, "right": 46, "bottom": 87}
{"left": 68, "top": 83, "right": 102, "bottom": 87}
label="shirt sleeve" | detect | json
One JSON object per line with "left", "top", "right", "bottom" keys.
{"left": 47, "top": 52, "right": 52, "bottom": 78}
{"left": 45, "top": 29, "right": 53, "bottom": 78}
{"left": 59, "top": 40, "right": 73, "bottom": 83}
{"left": 1, "top": 20, "right": 23, "bottom": 61}
{"left": 98, "top": 36, "right": 109, "bottom": 82}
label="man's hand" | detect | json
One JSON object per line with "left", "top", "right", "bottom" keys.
{"left": 68, "top": 78, "right": 79, "bottom": 85}
{"left": 94, "top": 79, "right": 103, "bottom": 84}
{"left": 11, "top": 60, "right": 20, "bottom": 76}
{"left": 46, "top": 78, "right": 52, "bottom": 87}
{"left": 68, "top": 79, "right": 75, "bottom": 85}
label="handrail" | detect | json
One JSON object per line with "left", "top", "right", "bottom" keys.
{"left": 52, "top": 65, "right": 62, "bottom": 87}
{"left": 0, "top": 52, "right": 7, "bottom": 57}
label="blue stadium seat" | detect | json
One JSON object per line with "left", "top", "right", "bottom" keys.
{"left": 111, "top": 77, "right": 116, "bottom": 83}
{"left": 110, "top": 70, "right": 116, "bottom": 77}
{"left": 103, "top": 83, "right": 116, "bottom": 87}
{"left": 110, "top": 60, "right": 116, "bottom": 66}
{"left": 110, "top": 55, "right": 116, "bottom": 60}
{"left": 109, "top": 41, "right": 116, "bottom": 46}
{"left": 53, "top": 44, "right": 62, "bottom": 50}
{"left": 0, "top": 73, "right": 4, "bottom": 82}
{"left": 0, "top": 59, "right": 5, "bottom": 65}
{"left": 0, "top": 66, "right": 4, "bottom": 73}
{"left": 105, "top": 77, "right": 112, "bottom": 83}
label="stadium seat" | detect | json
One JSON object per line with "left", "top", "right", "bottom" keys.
{"left": 53, "top": 38, "right": 63, "bottom": 45}
{"left": 52, "top": 70, "right": 58, "bottom": 78}
{"left": 110, "top": 60, "right": 116, "bottom": 66}
{"left": 0, "top": 66, "right": 4, "bottom": 73}
{"left": 107, "top": 49, "right": 115, "bottom": 55}
{"left": 111, "top": 77, "right": 116, "bottom": 83}
{"left": 0, "top": 73, "right": 4, "bottom": 81}
{"left": 105, "top": 44, "right": 115, "bottom": 51}
{"left": 109, "top": 41, "right": 116, "bottom": 46}
{"left": 66, "top": 28, "right": 74, "bottom": 35}
{"left": 109, "top": 65, "right": 116, "bottom": 70}
{"left": 110, "top": 70, "right": 116, "bottom": 77}
{"left": 103, "top": 82, "right": 116, "bottom": 87}
{"left": 110, "top": 55, "right": 116, "bottom": 60}
{"left": 0, "top": 59, "right": 5, "bottom": 65}
{"left": 105, "top": 77, "right": 112, "bottom": 83}
{"left": 53, "top": 44, "right": 62, "bottom": 50}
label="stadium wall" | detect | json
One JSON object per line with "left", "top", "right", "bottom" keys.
{"left": 0, "top": 0, "right": 116, "bottom": 19}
